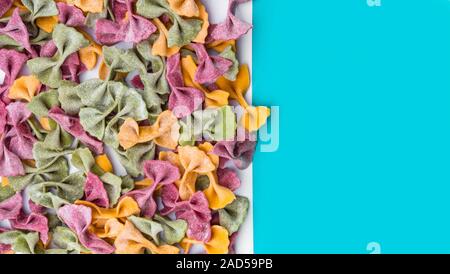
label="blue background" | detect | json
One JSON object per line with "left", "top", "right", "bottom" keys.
{"left": 253, "top": 0, "right": 450, "bottom": 253}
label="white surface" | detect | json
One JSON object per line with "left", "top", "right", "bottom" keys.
{"left": 1, "top": 0, "right": 254, "bottom": 254}
{"left": 205, "top": 0, "right": 254, "bottom": 254}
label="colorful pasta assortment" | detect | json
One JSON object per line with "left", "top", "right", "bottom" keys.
{"left": 0, "top": 0, "right": 268, "bottom": 254}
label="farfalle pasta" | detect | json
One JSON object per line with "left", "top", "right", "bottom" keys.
{"left": 0, "top": 0, "right": 267, "bottom": 255}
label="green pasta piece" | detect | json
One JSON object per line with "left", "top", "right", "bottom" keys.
{"left": 27, "top": 24, "right": 89, "bottom": 88}
{"left": 218, "top": 196, "right": 250, "bottom": 235}
{"left": 136, "top": 0, "right": 202, "bottom": 47}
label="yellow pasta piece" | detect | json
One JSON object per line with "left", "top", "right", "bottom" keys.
{"left": 178, "top": 146, "right": 215, "bottom": 200}
{"left": 95, "top": 154, "right": 113, "bottom": 173}
{"left": 114, "top": 221, "right": 180, "bottom": 254}
{"left": 66, "top": 0, "right": 104, "bottom": 13}
{"left": 181, "top": 226, "right": 229, "bottom": 254}
{"left": 167, "top": 0, "right": 199, "bottom": 17}
{"left": 8, "top": 75, "right": 41, "bottom": 102}
{"left": 151, "top": 18, "right": 181, "bottom": 57}
{"left": 181, "top": 55, "right": 229, "bottom": 108}
{"left": 216, "top": 65, "right": 270, "bottom": 131}
{"left": 94, "top": 218, "right": 125, "bottom": 239}
{"left": 1, "top": 177, "right": 9, "bottom": 187}
{"left": 118, "top": 110, "right": 180, "bottom": 150}
{"left": 192, "top": 0, "right": 209, "bottom": 43}
{"left": 36, "top": 16, "right": 58, "bottom": 33}
{"left": 198, "top": 143, "right": 235, "bottom": 209}
{"left": 207, "top": 40, "right": 237, "bottom": 52}
{"left": 75, "top": 197, "right": 140, "bottom": 220}
{"left": 77, "top": 29, "right": 103, "bottom": 71}
{"left": 39, "top": 117, "right": 53, "bottom": 131}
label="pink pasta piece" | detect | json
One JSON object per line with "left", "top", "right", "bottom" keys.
{"left": 0, "top": 192, "right": 22, "bottom": 221}
{"left": 39, "top": 40, "right": 57, "bottom": 57}
{"left": 0, "top": 49, "right": 28, "bottom": 103}
{"left": 213, "top": 138, "right": 256, "bottom": 170}
{"left": 57, "top": 2, "right": 86, "bottom": 27}
{"left": 58, "top": 204, "right": 115, "bottom": 254}
{"left": 28, "top": 199, "right": 46, "bottom": 215}
{"left": 10, "top": 211, "right": 49, "bottom": 244}
{"left": 84, "top": 172, "right": 110, "bottom": 208}
{"left": 5, "top": 102, "right": 36, "bottom": 160}
{"left": 123, "top": 160, "right": 180, "bottom": 218}
{"left": 0, "top": 9, "right": 36, "bottom": 57}
{"left": 95, "top": 0, "right": 156, "bottom": 45}
{"left": 161, "top": 184, "right": 212, "bottom": 242}
{"left": 48, "top": 107, "right": 104, "bottom": 154}
{"left": 0, "top": 0, "right": 12, "bottom": 17}
{"left": 217, "top": 168, "right": 241, "bottom": 191}
{"left": 191, "top": 43, "right": 232, "bottom": 84}
{"left": 0, "top": 134, "right": 25, "bottom": 176}
{"left": 167, "top": 53, "right": 204, "bottom": 118}
{"left": 206, "top": 0, "right": 252, "bottom": 43}
{"left": 61, "top": 52, "right": 87, "bottom": 83}
{"left": 0, "top": 101, "right": 6, "bottom": 135}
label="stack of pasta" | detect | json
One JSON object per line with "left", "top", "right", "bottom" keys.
{"left": 0, "top": 0, "right": 269, "bottom": 254}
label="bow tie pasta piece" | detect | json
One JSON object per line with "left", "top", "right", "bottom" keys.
{"left": 84, "top": 172, "right": 110, "bottom": 208}
{"left": 167, "top": 53, "right": 204, "bottom": 118}
{"left": 216, "top": 65, "right": 270, "bottom": 131}
{"left": 114, "top": 220, "right": 179, "bottom": 254}
{"left": 118, "top": 110, "right": 180, "bottom": 150}
{"left": 0, "top": 8, "right": 37, "bottom": 57}
{"left": 177, "top": 145, "right": 216, "bottom": 200}
{"left": 151, "top": 18, "right": 181, "bottom": 57}
{"left": 58, "top": 79, "right": 149, "bottom": 148}
{"left": 123, "top": 160, "right": 180, "bottom": 217}
{"left": 161, "top": 185, "right": 212, "bottom": 242}
{"left": 27, "top": 172, "right": 86, "bottom": 210}
{"left": 66, "top": 0, "right": 104, "bottom": 13}
{"left": 136, "top": 0, "right": 202, "bottom": 48}
{"left": 57, "top": 204, "right": 115, "bottom": 254}
{"left": 8, "top": 156, "right": 69, "bottom": 192}
{"left": 48, "top": 106, "right": 104, "bottom": 154}
{"left": 213, "top": 138, "right": 256, "bottom": 170}
{"left": 181, "top": 55, "right": 230, "bottom": 108}
{"left": 75, "top": 196, "right": 140, "bottom": 220}
{"left": 95, "top": 0, "right": 156, "bottom": 45}
{"left": 206, "top": 0, "right": 252, "bottom": 43}
{"left": 217, "top": 167, "right": 241, "bottom": 191}
{"left": 77, "top": 29, "right": 102, "bottom": 71}
{"left": 4, "top": 102, "right": 36, "bottom": 156}
{"left": 57, "top": 2, "right": 86, "bottom": 27}
{"left": 128, "top": 215, "right": 163, "bottom": 245}
{"left": 51, "top": 226, "right": 90, "bottom": 254}
{"left": 27, "top": 24, "right": 89, "bottom": 88}
{"left": 219, "top": 45, "right": 239, "bottom": 81}
{"left": 218, "top": 195, "right": 249, "bottom": 234}
{"left": 179, "top": 105, "right": 237, "bottom": 146}
{"left": 8, "top": 75, "right": 41, "bottom": 102}
{"left": 71, "top": 148, "right": 124, "bottom": 206}
{"left": 9, "top": 206, "right": 49, "bottom": 245}
{"left": 155, "top": 214, "right": 188, "bottom": 244}
{"left": 182, "top": 225, "right": 229, "bottom": 254}
{"left": 0, "top": 192, "right": 22, "bottom": 220}
{"left": 113, "top": 142, "right": 156, "bottom": 177}
{"left": 0, "top": 48, "right": 28, "bottom": 103}
{"left": 191, "top": 43, "right": 233, "bottom": 84}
